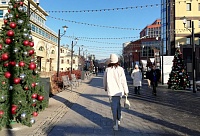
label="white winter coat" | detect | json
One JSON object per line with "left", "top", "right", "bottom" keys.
{"left": 103, "top": 66, "right": 129, "bottom": 96}
{"left": 131, "top": 69, "right": 142, "bottom": 87}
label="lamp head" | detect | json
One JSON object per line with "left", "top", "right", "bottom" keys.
{"left": 182, "top": 16, "right": 187, "bottom": 26}
{"left": 36, "top": 0, "right": 40, "bottom": 5}
{"left": 62, "top": 25, "right": 68, "bottom": 32}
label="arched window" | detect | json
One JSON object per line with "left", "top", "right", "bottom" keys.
{"left": 51, "top": 50, "right": 55, "bottom": 54}
{"left": 38, "top": 46, "right": 44, "bottom": 51}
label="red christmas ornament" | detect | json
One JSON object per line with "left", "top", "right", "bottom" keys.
{"left": 9, "top": 61, "right": 16, "bottom": 66}
{"left": 32, "top": 111, "right": 38, "bottom": 117}
{"left": 13, "top": 78, "right": 20, "bottom": 84}
{"left": 16, "top": 14, "right": 19, "bottom": 18}
{"left": 11, "top": 105, "right": 17, "bottom": 114}
{"left": 24, "top": 86, "right": 29, "bottom": 90}
{"left": 5, "top": 38, "right": 12, "bottom": 44}
{"left": 29, "top": 42, "right": 34, "bottom": 47}
{"left": 8, "top": 9, "right": 10, "bottom": 13}
{"left": 29, "top": 50, "right": 34, "bottom": 55}
{"left": 3, "top": 63, "right": 9, "bottom": 67}
{"left": 23, "top": 40, "right": 29, "bottom": 46}
{"left": 32, "top": 94, "right": 37, "bottom": 99}
{"left": 19, "top": 61, "right": 25, "bottom": 67}
{"left": 31, "top": 83, "right": 36, "bottom": 87}
{"left": 7, "top": 30, "right": 15, "bottom": 37}
{"left": 4, "top": 20, "right": 8, "bottom": 24}
{"left": 4, "top": 71, "right": 11, "bottom": 78}
{"left": 38, "top": 95, "right": 44, "bottom": 101}
{"left": 1, "top": 53, "right": 9, "bottom": 61}
{"left": 0, "top": 110, "right": 4, "bottom": 118}
{"left": 29, "top": 62, "right": 36, "bottom": 70}
{"left": 0, "top": 44, "right": 3, "bottom": 50}
{"left": 10, "top": 22, "right": 17, "bottom": 29}
{"left": 19, "top": 1, "right": 23, "bottom": 6}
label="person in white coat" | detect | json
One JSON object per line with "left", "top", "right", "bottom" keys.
{"left": 103, "top": 54, "right": 129, "bottom": 131}
{"left": 131, "top": 64, "right": 142, "bottom": 95}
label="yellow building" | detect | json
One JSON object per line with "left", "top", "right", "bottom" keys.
{"left": 175, "top": 0, "right": 200, "bottom": 48}
{"left": 161, "top": 0, "right": 200, "bottom": 56}
{"left": 0, "top": 0, "right": 80, "bottom": 75}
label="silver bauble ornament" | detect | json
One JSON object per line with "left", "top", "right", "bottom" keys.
{"left": 20, "top": 74, "right": 26, "bottom": 80}
{"left": 36, "top": 83, "right": 39, "bottom": 86}
{"left": 13, "top": 48, "right": 18, "bottom": 53}
{"left": 18, "top": 6, "right": 23, "bottom": 12}
{"left": 30, "top": 59, "right": 35, "bottom": 62}
{"left": 28, "top": 35, "right": 32, "bottom": 40}
{"left": 23, "top": 33, "right": 28, "bottom": 38}
{"left": 0, "top": 95, "right": 6, "bottom": 102}
{"left": 23, "top": 52, "right": 28, "bottom": 55}
{"left": 17, "top": 19, "right": 23, "bottom": 25}
{"left": 30, "top": 118, "right": 35, "bottom": 124}
{"left": 15, "top": 64, "right": 19, "bottom": 67}
{"left": 21, "top": 113, "right": 26, "bottom": 119}
{"left": 5, "top": 45, "right": 9, "bottom": 48}
{"left": 23, "top": 28, "right": 27, "bottom": 32}
{"left": 8, "top": 14, "right": 13, "bottom": 19}
{"left": 32, "top": 99, "right": 37, "bottom": 103}
{"left": 9, "top": 86, "right": 13, "bottom": 90}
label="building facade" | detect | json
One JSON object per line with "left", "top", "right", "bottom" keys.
{"left": 123, "top": 19, "right": 161, "bottom": 71}
{"left": 161, "top": 0, "right": 200, "bottom": 79}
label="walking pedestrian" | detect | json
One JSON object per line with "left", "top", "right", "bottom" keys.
{"left": 149, "top": 65, "right": 160, "bottom": 96}
{"left": 103, "top": 54, "right": 129, "bottom": 131}
{"left": 131, "top": 64, "right": 142, "bottom": 95}
{"left": 146, "top": 67, "right": 152, "bottom": 88}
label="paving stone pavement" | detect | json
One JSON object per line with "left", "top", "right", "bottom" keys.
{"left": 0, "top": 73, "right": 200, "bottom": 136}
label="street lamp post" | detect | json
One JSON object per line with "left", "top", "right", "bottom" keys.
{"left": 70, "top": 38, "right": 78, "bottom": 74}
{"left": 57, "top": 26, "right": 68, "bottom": 78}
{"left": 182, "top": 16, "right": 196, "bottom": 93}
{"left": 27, "top": 0, "right": 40, "bottom": 18}
{"left": 156, "top": 37, "right": 164, "bottom": 85}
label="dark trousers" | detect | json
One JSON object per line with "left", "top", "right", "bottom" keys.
{"left": 134, "top": 86, "right": 140, "bottom": 94}
{"left": 152, "top": 82, "right": 157, "bottom": 94}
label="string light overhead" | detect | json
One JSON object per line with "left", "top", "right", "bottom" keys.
{"left": 44, "top": 1, "right": 191, "bottom": 13}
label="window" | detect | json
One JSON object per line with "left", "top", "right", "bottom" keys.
{"left": 186, "top": 3, "right": 191, "bottom": 11}
{"left": 38, "top": 46, "right": 44, "bottom": 51}
{"left": 67, "top": 60, "right": 69, "bottom": 64}
{"left": 199, "top": 3, "right": 200, "bottom": 11}
{"left": 186, "top": 38, "right": 191, "bottom": 45}
{"left": 51, "top": 50, "right": 55, "bottom": 54}
{"left": 0, "top": 10, "right": 3, "bottom": 18}
{"left": 199, "top": 20, "right": 200, "bottom": 28}
{"left": 73, "top": 60, "right": 75, "bottom": 64}
{"left": 187, "top": 20, "right": 191, "bottom": 28}
{"left": 61, "top": 59, "right": 64, "bottom": 64}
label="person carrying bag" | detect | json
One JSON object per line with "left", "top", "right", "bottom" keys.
{"left": 103, "top": 54, "right": 129, "bottom": 131}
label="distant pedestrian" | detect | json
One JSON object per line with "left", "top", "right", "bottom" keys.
{"left": 149, "top": 65, "right": 160, "bottom": 96}
{"left": 146, "top": 68, "right": 151, "bottom": 88}
{"left": 103, "top": 54, "right": 129, "bottom": 131}
{"left": 131, "top": 64, "right": 142, "bottom": 95}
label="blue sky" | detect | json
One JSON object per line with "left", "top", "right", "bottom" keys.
{"left": 39, "top": 0, "right": 161, "bottom": 60}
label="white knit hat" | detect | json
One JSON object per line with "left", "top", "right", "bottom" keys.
{"left": 110, "top": 54, "right": 118, "bottom": 63}
{"left": 135, "top": 64, "right": 139, "bottom": 68}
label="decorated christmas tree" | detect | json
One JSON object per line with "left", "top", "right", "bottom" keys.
{"left": 0, "top": 0, "right": 47, "bottom": 129}
{"left": 167, "top": 47, "right": 190, "bottom": 90}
